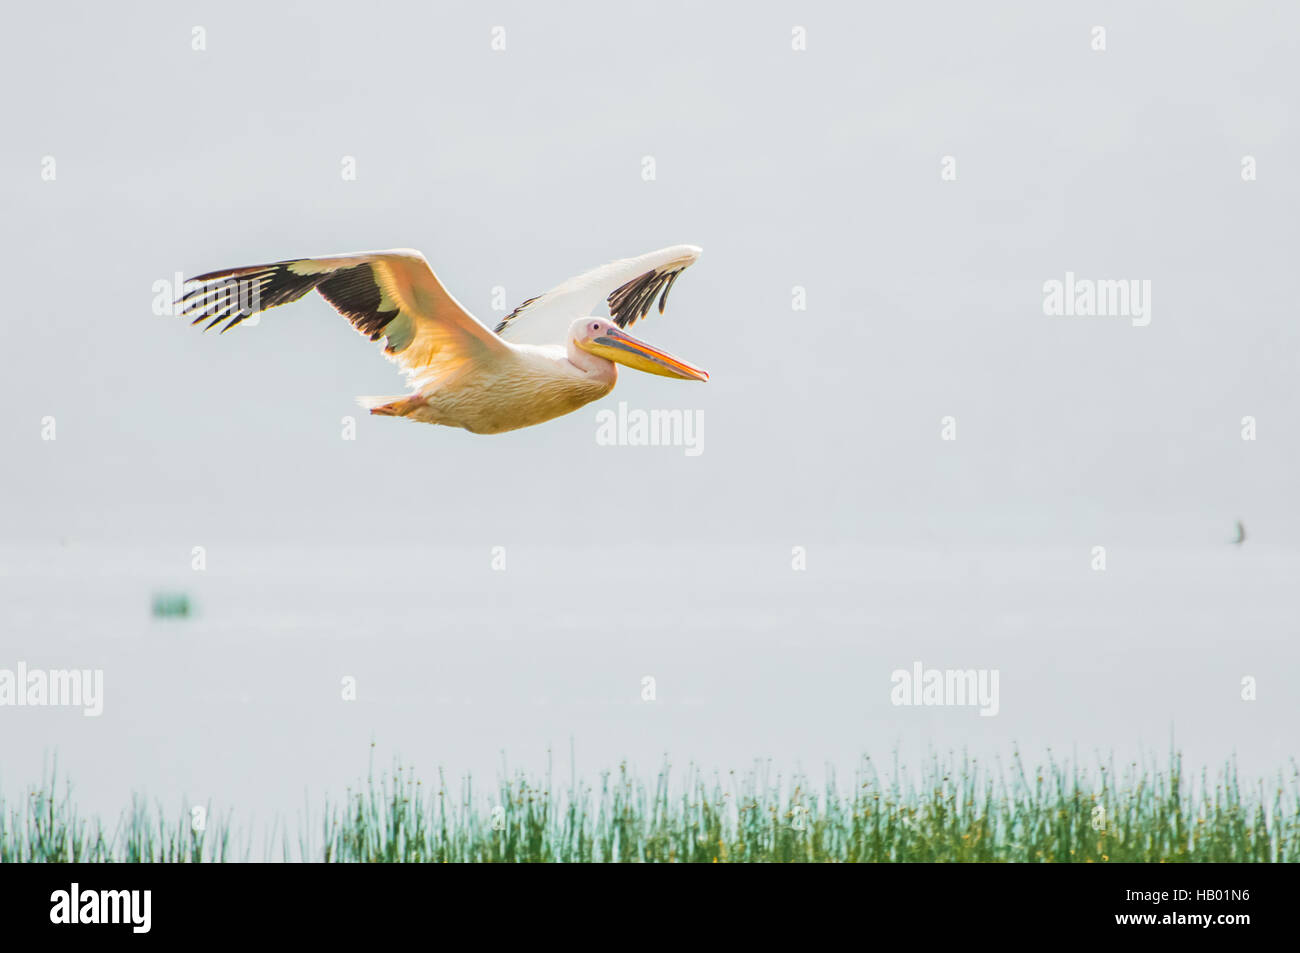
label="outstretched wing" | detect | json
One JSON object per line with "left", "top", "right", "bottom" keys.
{"left": 493, "top": 244, "right": 701, "bottom": 346}
{"left": 178, "top": 249, "right": 507, "bottom": 381}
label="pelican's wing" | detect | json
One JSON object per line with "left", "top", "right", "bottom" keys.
{"left": 493, "top": 244, "right": 701, "bottom": 346}
{"left": 179, "top": 249, "right": 507, "bottom": 380}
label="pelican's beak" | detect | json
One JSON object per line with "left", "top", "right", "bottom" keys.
{"left": 579, "top": 327, "right": 709, "bottom": 381}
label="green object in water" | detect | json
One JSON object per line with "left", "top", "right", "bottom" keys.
{"left": 151, "top": 593, "right": 191, "bottom": 618}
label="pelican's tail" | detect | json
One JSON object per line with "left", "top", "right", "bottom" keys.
{"left": 357, "top": 394, "right": 424, "bottom": 417}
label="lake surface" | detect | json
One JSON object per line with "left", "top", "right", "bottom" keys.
{"left": 1, "top": 539, "right": 1295, "bottom": 849}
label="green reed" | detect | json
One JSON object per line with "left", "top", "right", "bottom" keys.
{"left": 3, "top": 749, "right": 1296, "bottom": 862}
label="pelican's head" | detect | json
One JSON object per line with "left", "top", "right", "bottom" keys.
{"left": 570, "top": 318, "right": 708, "bottom": 381}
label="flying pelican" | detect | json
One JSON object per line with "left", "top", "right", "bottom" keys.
{"left": 177, "top": 245, "right": 708, "bottom": 434}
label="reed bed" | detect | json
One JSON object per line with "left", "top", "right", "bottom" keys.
{"left": 3, "top": 750, "right": 1296, "bottom": 862}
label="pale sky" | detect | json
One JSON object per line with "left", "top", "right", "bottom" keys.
{"left": 2, "top": 1, "right": 1298, "bottom": 830}
{"left": 2, "top": 1, "right": 1296, "bottom": 550}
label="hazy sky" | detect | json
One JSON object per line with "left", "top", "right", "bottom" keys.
{"left": 3, "top": 3, "right": 1299, "bottom": 833}
{"left": 2, "top": 1, "right": 1297, "bottom": 551}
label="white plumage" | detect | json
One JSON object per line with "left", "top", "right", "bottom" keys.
{"left": 178, "top": 245, "right": 707, "bottom": 434}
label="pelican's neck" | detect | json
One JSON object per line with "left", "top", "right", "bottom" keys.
{"left": 566, "top": 338, "right": 617, "bottom": 383}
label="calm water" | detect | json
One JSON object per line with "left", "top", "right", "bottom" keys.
{"left": 1, "top": 540, "right": 1296, "bottom": 842}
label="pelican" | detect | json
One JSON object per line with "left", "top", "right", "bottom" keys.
{"left": 177, "top": 245, "right": 708, "bottom": 434}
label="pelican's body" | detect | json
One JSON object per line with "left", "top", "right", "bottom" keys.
{"left": 179, "top": 245, "right": 707, "bottom": 434}
{"left": 376, "top": 340, "right": 616, "bottom": 434}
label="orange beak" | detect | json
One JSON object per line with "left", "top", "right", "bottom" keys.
{"left": 579, "top": 326, "right": 709, "bottom": 381}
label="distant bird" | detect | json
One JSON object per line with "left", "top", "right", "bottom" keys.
{"left": 1232, "top": 520, "right": 1246, "bottom": 545}
{"left": 178, "top": 245, "right": 708, "bottom": 434}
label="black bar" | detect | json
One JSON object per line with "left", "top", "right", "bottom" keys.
{"left": 0, "top": 862, "right": 1279, "bottom": 940}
